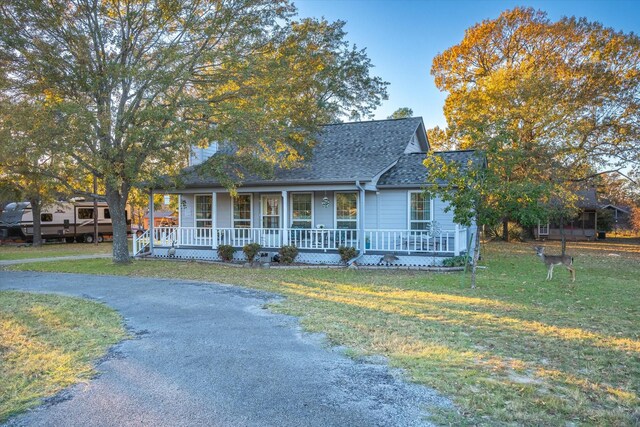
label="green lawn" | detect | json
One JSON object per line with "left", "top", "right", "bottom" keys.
{"left": 5, "top": 240, "right": 640, "bottom": 425}
{"left": 0, "top": 291, "right": 127, "bottom": 423}
{"left": 0, "top": 242, "right": 115, "bottom": 261}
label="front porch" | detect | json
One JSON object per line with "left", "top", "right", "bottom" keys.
{"left": 133, "top": 225, "right": 469, "bottom": 266}
{"left": 134, "top": 187, "right": 472, "bottom": 266}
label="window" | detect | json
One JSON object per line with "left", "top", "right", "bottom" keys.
{"left": 195, "top": 195, "right": 212, "bottom": 228}
{"left": 41, "top": 213, "right": 53, "bottom": 222}
{"left": 104, "top": 208, "right": 111, "bottom": 219}
{"left": 409, "top": 191, "right": 431, "bottom": 230}
{"left": 233, "top": 194, "right": 252, "bottom": 228}
{"left": 291, "top": 193, "right": 312, "bottom": 228}
{"left": 261, "top": 195, "right": 280, "bottom": 229}
{"left": 78, "top": 208, "right": 94, "bottom": 219}
{"left": 335, "top": 192, "right": 357, "bottom": 229}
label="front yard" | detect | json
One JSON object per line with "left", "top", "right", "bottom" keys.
{"left": 4, "top": 239, "right": 640, "bottom": 425}
{"left": 0, "top": 291, "right": 127, "bottom": 422}
{"left": 0, "top": 242, "right": 115, "bottom": 261}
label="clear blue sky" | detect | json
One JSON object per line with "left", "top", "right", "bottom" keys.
{"left": 294, "top": 0, "right": 640, "bottom": 129}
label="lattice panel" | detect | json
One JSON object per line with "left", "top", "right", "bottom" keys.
{"left": 359, "top": 254, "right": 447, "bottom": 267}
{"left": 151, "top": 248, "right": 449, "bottom": 267}
{"left": 296, "top": 252, "right": 342, "bottom": 265}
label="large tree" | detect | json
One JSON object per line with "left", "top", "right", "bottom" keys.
{"left": 430, "top": 7, "right": 640, "bottom": 240}
{"left": 0, "top": 99, "right": 73, "bottom": 246}
{"left": 0, "top": 0, "right": 388, "bottom": 262}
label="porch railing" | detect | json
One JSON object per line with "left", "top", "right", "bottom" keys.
{"left": 141, "top": 226, "right": 468, "bottom": 256}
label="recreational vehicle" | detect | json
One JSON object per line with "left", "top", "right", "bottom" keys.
{"left": 0, "top": 200, "right": 130, "bottom": 243}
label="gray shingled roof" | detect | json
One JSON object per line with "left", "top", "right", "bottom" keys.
{"left": 377, "top": 150, "right": 481, "bottom": 186}
{"left": 177, "top": 117, "right": 425, "bottom": 187}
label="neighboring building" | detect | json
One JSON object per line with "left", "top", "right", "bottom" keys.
{"left": 535, "top": 189, "right": 599, "bottom": 241}
{"left": 600, "top": 203, "right": 631, "bottom": 232}
{"left": 135, "top": 117, "right": 481, "bottom": 266}
{"left": 143, "top": 210, "right": 177, "bottom": 229}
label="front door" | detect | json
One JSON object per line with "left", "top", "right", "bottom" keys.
{"left": 261, "top": 195, "right": 281, "bottom": 247}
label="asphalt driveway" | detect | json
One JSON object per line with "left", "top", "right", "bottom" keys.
{"left": 0, "top": 271, "right": 450, "bottom": 427}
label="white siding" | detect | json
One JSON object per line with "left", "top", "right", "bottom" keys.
{"left": 181, "top": 194, "right": 195, "bottom": 227}
{"left": 365, "top": 192, "right": 378, "bottom": 229}
{"left": 216, "top": 193, "right": 232, "bottom": 228}
{"left": 375, "top": 190, "right": 457, "bottom": 230}
{"left": 314, "top": 191, "right": 333, "bottom": 228}
{"left": 189, "top": 142, "right": 218, "bottom": 166}
{"left": 377, "top": 190, "right": 407, "bottom": 229}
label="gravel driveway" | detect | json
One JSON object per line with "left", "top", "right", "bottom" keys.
{"left": 0, "top": 271, "right": 451, "bottom": 427}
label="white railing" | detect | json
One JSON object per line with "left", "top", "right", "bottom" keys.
{"left": 145, "top": 226, "right": 468, "bottom": 255}
{"left": 290, "top": 228, "right": 358, "bottom": 251}
{"left": 133, "top": 229, "right": 151, "bottom": 256}
{"left": 364, "top": 227, "right": 466, "bottom": 255}
{"left": 217, "top": 228, "right": 284, "bottom": 248}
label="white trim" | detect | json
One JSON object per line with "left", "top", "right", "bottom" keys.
{"left": 232, "top": 193, "right": 253, "bottom": 229}
{"left": 407, "top": 190, "right": 434, "bottom": 230}
{"left": 334, "top": 191, "right": 359, "bottom": 230}
{"left": 178, "top": 195, "right": 182, "bottom": 227}
{"left": 194, "top": 194, "right": 213, "bottom": 228}
{"left": 538, "top": 220, "right": 549, "bottom": 236}
{"left": 260, "top": 194, "right": 282, "bottom": 229}
{"left": 290, "top": 192, "right": 314, "bottom": 228}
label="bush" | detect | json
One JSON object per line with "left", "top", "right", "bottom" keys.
{"left": 242, "top": 243, "right": 262, "bottom": 262}
{"left": 279, "top": 245, "right": 299, "bottom": 264}
{"left": 486, "top": 222, "right": 525, "bottom": 242}
{"left": 442, "top": 255, "right": 469, "bottom": 267}
{"left": 217, "top": 244, "right": 235, "bottom": 262}
{"left": 338, "top": 246, "right": 357, "bottom": 263}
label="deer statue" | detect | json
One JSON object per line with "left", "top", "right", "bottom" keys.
{"left": 534, "top": 246, "right": 575, "bottom": 282}
{"left": 167, "top": 241, "right": 177, "bottom": 257}
{"left": 379, "top": 253, "right": 399, "bottom": 266}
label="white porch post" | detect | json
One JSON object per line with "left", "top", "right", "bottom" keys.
{"left": 176, "top": 194, "right": 181, "bottom": 247}
{"left": 357, "top": 183, "right": 366, "bottom": 254}
{"left": 212, "top": 192, "right": 217, "bottom": 249}
{"left": 282, "top": 190, "right": 289, "bottom": 245}
{"left": 454, "top": 224, "right": 460, "bottom": 256}
{"left": 148, "top": 190, "right": 154, "bottom": 253}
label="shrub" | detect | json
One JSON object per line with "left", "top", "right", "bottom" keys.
{"left": 442, "top": 255, "right": 469, "bottom": 267}
{"left": 486, "top": 222, "right": 525, "bottom": 242}
{"left": 279, "top": 245, "right": 299, "bottom": 264}
{"left": 242, "top": 243, "right": 262, "bottom": 262}
{"left": 217, "top": 244, "right": 235, "bottom": 262}
{"left": 338, "top": 246, "right": 357, "bottom": 263}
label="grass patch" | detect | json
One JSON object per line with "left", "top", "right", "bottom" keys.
{"left": 0, "top": 242, "right": 116, "bottom": 261}
{"left": 0, "top": 291, "right": 127, "bottom": 422}
{"left": 6, "top": 240, "right": 640, "bottom": 425}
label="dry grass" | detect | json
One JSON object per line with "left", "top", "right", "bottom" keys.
{"left": 0, "top": 242, "right": 115, "bottom": 260}
{"left": 6, "top": 240, "right": 640, "bottom": 425}
{"left": 0, "top": 291, "right": 127, "bottom": 422}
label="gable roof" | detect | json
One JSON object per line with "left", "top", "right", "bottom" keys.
{"left": 377, "top": 150, "right": 481, "bottom": 187}
{"left": 175, "top": 117, "right": 426, "bottom": 188}
{"left": 575, "top": 189, "right": 599, "bottom": 210}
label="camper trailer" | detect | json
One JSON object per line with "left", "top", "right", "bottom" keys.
{"left": 0, "top": 200, "right": 130, "bottom": 243}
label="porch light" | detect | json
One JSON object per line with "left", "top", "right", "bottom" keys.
{"left": 180, "top": 200, "right": 187, "bottom": 210}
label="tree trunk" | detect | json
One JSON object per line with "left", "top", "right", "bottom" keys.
{"left": 560, "top": 216, "right": 567, "bottom": 256}
{"left": 105, "top": 183, "right": 131, "bottom": 264}
{"left": 470, "top": 230, "right": 481, "bottom": 289}
{"left": 29, "top": 197, "right": 43, "bottom": 247}
{"left": 502, "top": 218, "right": 509, "bottom": 242}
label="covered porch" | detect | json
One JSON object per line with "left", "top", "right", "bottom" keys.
{"left": 134, "top": 186, "right": 470, "bottom": 265}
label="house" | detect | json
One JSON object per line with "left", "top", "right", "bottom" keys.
{"left": 535, "top": 189, "right": 599, "bottom": 241}
{"left": 134, "top": 117, "right": 480, "bottom": 266}
{"left": 143, "top": 209, "right": 177, "bottom": 229}
{"left": 600, "top": 202, "right": 631, "bottom": 232}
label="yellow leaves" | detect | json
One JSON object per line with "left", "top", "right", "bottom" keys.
{"left": 42, "top": 89, "right": 63, "bottom": 106}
